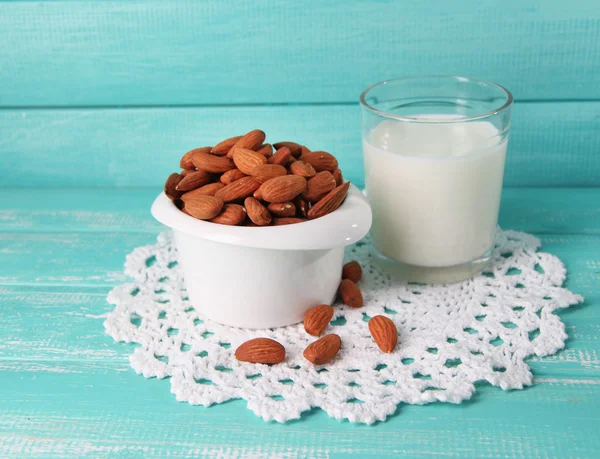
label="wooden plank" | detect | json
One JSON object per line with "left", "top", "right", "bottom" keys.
{"left": 1, "top": 0, "right": 599, "bottom": 106}
{"left": 2, "top": 102, "right": 600, "bottom": 188}
{"left": 0, "top": 232, "right": 156, "bottom": 287}
{"left": 0, "top": 366, "right": 598, "bottom": 458}
{"left": 1, "top": 188, "right": 599, "bottom": 234}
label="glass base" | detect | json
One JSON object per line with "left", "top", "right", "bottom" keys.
{"left": 373, "top": 249, "right": 492, "bottom": 284}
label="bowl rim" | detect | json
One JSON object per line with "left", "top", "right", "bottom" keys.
{"left": 151, "top": 183, "right": 372, "bottom": 250}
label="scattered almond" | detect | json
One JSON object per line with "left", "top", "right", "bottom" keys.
{"left": 175, "top": 170, "right": 212, "bottom": 191}
{"left": 300, "top": 145, "right": 311, "bottom": 156}
{"left": 267, "top": 147, "right": 292, "bottom": 166}
{"left": 251, "top": 164, "right": 287, "bottom": 183}
{"left": 303, "top": 334, "right": 341, "bottom": 365}
{"left": 256, "top": 143, "right": 273, "bottom": 158}
{"left": 244, "top": 197, "right": 272, "bottom": 226}
{"left": 215, "top": 176, "right": 261, "bottom": 202}
{"left": 304, "top": 304, "right": 334, "bottom": 336}
{"left": 258, "top": 175, "right": 307, "bottom": 202}
{"left": 210, "top": 203, "right": 247, "bottom": 225}
{"left": 164, "top": 173, "right": 184, "bottom": 200}
{"left": 232, "top": 148, "right": 268, "bottom": 175}
{"left": 290, "top": 160, "right": 317, "bottom": 178}
{"left": 220, "top": 169, "right": 247, "bottom": 185}
{"left": 303, "top": 171, "right": 337, "bottom": 202}
{"left": 273, "top": 141, "right": 302, "bottom": 157}
{"left": 267, "top": 201, "right": 296, "bottom": 217}
{"left": 301, "top": 151, "right": 338, "bottom": 172}
{"left": 339, "top": 278, "right": 363, "bottom": 307}
{"left": 192, "top": 152, "right": 236, "bottom": 173}
{"left": 184, "top": 195, "right": 224, "bottom": 220}
{"left": 211, "top": 136, "right": 242, "bottom": 156}
{"left": 368, "top": 316, "right": 398, "bottom": 353}
{"left": 181, "top": 182, "right": 225, "bottom": 199}
{"left": 273, "top": 217, "right": 307, "bottom": 226}
{"left": 308, "top": 182, "right": 349, "bottom": 219}
{"left": 181, "top": 169, "right": 197, "bottom": 177}
{"left": 235, "top": 338, "right": 286, "bottom": 364}
{"left": 342, "top": 261, "right": 362, "bottom": 283}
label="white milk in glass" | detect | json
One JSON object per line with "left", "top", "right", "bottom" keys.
{"left": 363, "top": 117, "right": 507, "bottom": 268}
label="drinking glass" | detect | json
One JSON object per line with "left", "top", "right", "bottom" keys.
{"left": 360, "top": 76, "right": 513, "bottom": 283}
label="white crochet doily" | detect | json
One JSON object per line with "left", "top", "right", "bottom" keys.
{"left": 105, "top": 229, "right": 582, "bottom": 424}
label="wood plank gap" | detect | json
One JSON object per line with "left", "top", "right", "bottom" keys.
{"left": 2, "top": 99, "right": 600, "bottom": 111}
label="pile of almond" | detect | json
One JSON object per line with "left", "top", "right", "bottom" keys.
{"left": 235, "top": 260, "right": 399, "bottom": 366}
{"left": 164, "top": 130, "right": 350, "bottom": 226}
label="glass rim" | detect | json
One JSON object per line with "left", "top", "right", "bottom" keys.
{"left": 359, "top": 75, "right": 513, "bottom": 123}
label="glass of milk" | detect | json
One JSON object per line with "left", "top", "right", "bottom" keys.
{"left": 360, "top": 76, "right": 513, "bottom": 283}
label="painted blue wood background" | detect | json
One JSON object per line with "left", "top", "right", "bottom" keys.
{"left": 1, "top": 0, "right": 600, "bottom": 457}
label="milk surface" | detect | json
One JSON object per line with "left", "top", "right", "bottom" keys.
{"left": 363, "top": 118, "right": 507, "bottom": 268}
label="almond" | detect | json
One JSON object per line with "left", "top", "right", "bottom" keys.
{"left": 181, "top": 182, "right": 225, "bottom": 199}
{"left": 181, "top": 147, "right": 211, "bottom": 169}
{"left": 273, "top": 141, "right": 302, "bottom": 157}
{"left": 175, "top": 170, "right": 212, "bottom": 191}
{"left": 342, "top": 261, "right": 362, "bottom": 283}
{"left": 258, "top": 175, "right": 307, "bottom": 203}
{"left": 339, "top": 278, "right": 363, "bottom": 307}
{"left": 307, "top": 182, "right": 349, "bottom": 219}
{"left": 332, "top": 168, "right": 344, "bottom": 186}
{"left": 303, "top": 304, "right": 334, "bottom": 336}
{"left": 229, "top": 129, "right": 266, "bottom": 156}
{"left": 210, "top": 203, "right": 246, "bottom": 225}
{"left": 235, "top": 338, "right": 285, "bottom": 364}
{"left": 267, "top": 147, "right": 292, "bottom": 166}
{"left": 301, "top": 151, "right": 338, "bottom": 172}
{"left": 253, "top": 188, "right": 263, "bottom": 200}
{"left": 211, "top": 136, "right": 242, "bottom": 156}
{"left": 303, "top": 171, "right": 336, "bottom": 202}
{"left": 290, "top": 160, "right": 317, "bottom": 178}
{"left": 244, "top": 197, "right": 272, "bottom": 226}
{"left": 368, "top": 316, "right": 398, "bottom": 353}
{"left": 192, "top": 152, "right": 235, "bottom": 173}
{"left": 256, "top": 143, "right": 273, "bottom": 158}
{"left": 294, "top": 196, "right": 309, "bottom": 217}
{"left": 220, "top": 169, "right": 247, "bottom": 185}
{"left": 267, "top": 201, "right": 296, "bottom": 217}
{"left": 303, "top": 334, "right": 341, "bottom": 365}
{"left": 232, "top": 148, "right": 267, "bottom": 175}
{"left": 273, "top": 217, "right": 307, "bottom": 226}
{"left": 300, "top": 145, "right": 311, "bottom": 156}
{"left": 184, "top": 195, "right": 224, "bottom": 220}
{"left": 250, "top": 164, "right": 287, "bottom": 183}
{"left": 164, "top": 173, "right": 184, "bottom": 200}
{"left": 215, "top": 176, "right": 261, "bottom": 202}
{"left": 181, "top": 168, "right": 197, "bottom": 176}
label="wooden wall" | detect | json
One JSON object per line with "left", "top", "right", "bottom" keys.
{"left": 1, "top": 0, "right": 599, "bottom": 187}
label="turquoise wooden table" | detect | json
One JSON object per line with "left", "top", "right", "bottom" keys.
{"left": 1, "top": 1, "right": 600, "bottom": 457}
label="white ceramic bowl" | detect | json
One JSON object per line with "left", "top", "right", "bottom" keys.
{"left": 151, "top": 184, "right": 372, "bottom": 328}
